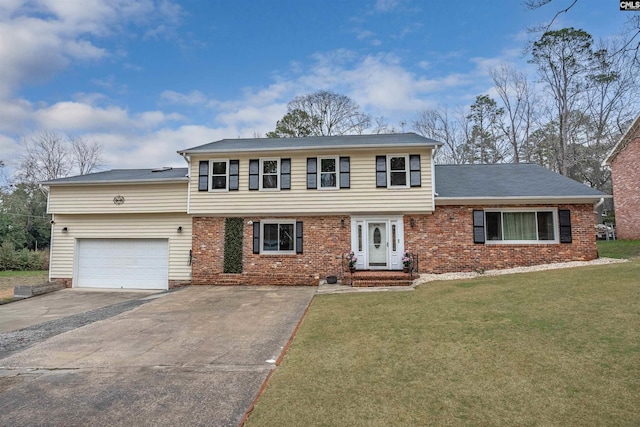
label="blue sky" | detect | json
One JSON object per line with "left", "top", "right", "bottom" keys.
{"left": 0, "top": 0, "right": 633, "bottom": 173}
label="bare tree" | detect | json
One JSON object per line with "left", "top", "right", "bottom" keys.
{"left": 69, "top": 136, "right": 103, "bottom": 175}
{"left": 490, "top": 64, "right": 538, "bottom": 163}
{"left": 17, "top": 131, "right": 104, "bottom": 184}
{"left": 413, "top": 106, "right": 471, "bottom": 164}
{"left": 284, "top": 90, "right": 371, "bottom": 136}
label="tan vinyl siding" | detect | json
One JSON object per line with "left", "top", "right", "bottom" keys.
{"left": 47, "top": 183, "right": 187, "bottom": 214}
{"left": 189, "top": 148, "right": 434, "bottom": 215}
{"left": 50, "top": 213, "right": 192, "bottom": 281}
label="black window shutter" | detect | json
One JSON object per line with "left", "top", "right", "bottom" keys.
{"left": 376, "top": 156, "right": 387, "bottom": 188}
{"left": 473, "top": 210, "right": 485, "bottom": 244}
{"left": 409, "top": 155, "right": 421, "bottom": 187}
{"left": 558, "top": 209, "right": 572, "bottom": 243}
{"left": 253, "top": 221, "right": 261, "bottom": 254}
{"left": 296, "top": 221, "right": 303, "bottom": 254}
{"left": 340, "top": 157, "right": 350, "bottom": 189}
{"left": 281, "top": 158, "right": 291, "bottom": 190}
{"left": 198, "top": 161, "right": 209, "bottom": 191}
{"left": 229, "top": 160, "right": 239, "bottom": 191}
{"left": 249, "top": 159, "right": 259, "bottom": 190}
{"left": 307, "top": 158, "right": 317, "bottom": 189}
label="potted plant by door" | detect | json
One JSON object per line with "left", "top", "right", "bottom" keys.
{"left": 402, "top": 251, "right": 412, "bottom": 273}
{"left": 346, "top": 251, "right": 357, "bottom": 273}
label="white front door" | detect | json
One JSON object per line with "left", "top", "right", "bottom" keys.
{"left": 352, "top": 217, "right": 404, "bottom": 270}
{"left": 368, "top": 222, "right": 388, "bottom": 268}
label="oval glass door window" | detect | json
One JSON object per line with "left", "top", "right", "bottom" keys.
{"left": 374, "top": 227, "right": 381, "bottom": 248}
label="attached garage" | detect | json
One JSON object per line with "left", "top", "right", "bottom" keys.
{"left": 75, "top": 239, "right": 169, "bottom": 290}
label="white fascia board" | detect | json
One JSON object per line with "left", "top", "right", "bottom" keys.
{"left": 435, "top": 196, "right": 610, "bottom": 205}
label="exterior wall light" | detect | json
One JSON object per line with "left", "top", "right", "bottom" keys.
{"left": 62, "top": 227, "right": 68, "bottom": 233}
{"left": 177, "top": 226, "right": 183, "bottom": 233}
{"left": 410, "top": 218, "right": 416, "bottom": 228}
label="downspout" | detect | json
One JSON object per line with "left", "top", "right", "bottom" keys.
{"left": 594, "top": 197, "right": 605, "bottom": 214}
{"left": 180, "top": 153, "right": 191, "bottom": 215}
{"left": 431, "top": 146, "right": 440, "bottom": 210}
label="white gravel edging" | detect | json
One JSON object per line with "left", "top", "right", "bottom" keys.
{"left": 414, "top": 257, "right": 628, "bottom": 285}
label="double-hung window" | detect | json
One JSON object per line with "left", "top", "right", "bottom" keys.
{"left": 262, "top": 221, "right": 295, "bottom": 253}
{"left": 388, "top": 155, "right": 408, "bottom": 187}
{"left": 260, "top": 159, "right": 279, "bottom": 190}
{"left": 210, "top": 159, "right": 228, "bottom": 191}
{"left": 485, "top": 209, "right": 558, "bottom": 243}
{"left": 319, "top": 156, "right": 338, "bottom": 189}
{"left": 376, "top": 154, "right": 420, "bottom": 188}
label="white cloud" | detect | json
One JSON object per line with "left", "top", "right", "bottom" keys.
{"left": 159, "top": 90, "right": 209, "bottom": 106}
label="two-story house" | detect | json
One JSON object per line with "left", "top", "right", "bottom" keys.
{"left": 43, "top": 133, "right": 607, "bottom": 290}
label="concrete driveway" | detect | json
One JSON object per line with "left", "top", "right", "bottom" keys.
{"left": 0, "top": 286, "right": 316, "bottom": 426}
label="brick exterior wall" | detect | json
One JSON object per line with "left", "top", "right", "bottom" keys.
{"left": 192, "top": 216, "right": 350, "bottom": 286}
{"left": 404, "top": 204, "right": 598, "bottom": 274}
{"left": 611, "top": 131, "right": 640, "bottom": 239}
{"left": 192, "top": 205, "right": 597, "bottom": 285}
{"left": 50, "top": 278, "right": 190, "bottom": 289}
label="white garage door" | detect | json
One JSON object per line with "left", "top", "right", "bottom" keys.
{"left": 76, "top": 239, "right": 168, "bottom": 290}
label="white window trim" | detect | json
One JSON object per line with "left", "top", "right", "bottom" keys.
{"left": 259, "top": 158, "right": 280, "bottom": 191}
{"left": 209, "top": 159, "right": 229, "bottom": 192}
{"left": 387, "top": 154, "right": 409, "bottom": 189}
{"left": 318, "top": 156, "right": 339, "bottom": 190}
{"left": 260, "top": 219, "right": 296, "bottom": 254}
{"left": 484, "top": 208, "right": 559, "bottom": 245}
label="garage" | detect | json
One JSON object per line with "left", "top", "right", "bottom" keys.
{"left": 75, "top": 239, "right": 169, "bottom": 290}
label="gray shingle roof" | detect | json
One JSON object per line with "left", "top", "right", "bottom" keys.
{"left": 41, "top": 167, "right": 189, "bottom": 185}
{"left": 178, "top": 132, "right": 441, "bottom": 154}
{"left": 435, "top": 164, "right": 606, "bottom": 199}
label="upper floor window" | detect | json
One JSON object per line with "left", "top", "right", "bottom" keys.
{"left": 388, "top": 156, "right": 408, "bottom": 187}
{"left": 210, "top": 160, "right": 228, "bottom": 191}
{"left": 249, "top": 158, "right": 291, "bottom": 191}
{"left": 319, "top": 157, "right": 338, "bottom": 189}
{"left": 376, "top": 154, "right": 421, "bottom": 188}
{"left": 307, "top": 156, "right": 350, "bottom": 189}
{"left": 261, "top": 159, "right": 279, "bottom": 190}
{"left": 198, "top": 159, "right": 239, "bottom": 192}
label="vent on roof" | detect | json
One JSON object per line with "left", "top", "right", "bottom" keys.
{"left": 151, "top": 167, "right": 173, "bottom": 172}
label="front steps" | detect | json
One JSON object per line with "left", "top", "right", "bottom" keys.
{"left": 347, "top": 270, "right": 414, "bottom": 287}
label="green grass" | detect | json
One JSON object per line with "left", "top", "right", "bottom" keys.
{"left": 598, "top": 239, "right": 640, "bottom": 259}
{"left": 246, "top": 261, "right": 640, "bottom": 426}
{"left": 0, "top": 270, "right": 49, "bottom": 304}
{"left": 0, "top": 270, "right": 48, "bottom": 278}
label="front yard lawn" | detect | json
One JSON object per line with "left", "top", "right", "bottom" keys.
{"left": 598, "top": 239, "right": 640, "bottom": 259}
{"left": 246, "top": 259, "right": 640, "bottom": 426}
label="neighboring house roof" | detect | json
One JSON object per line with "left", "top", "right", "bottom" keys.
{"left": 41, "top": 167, "right": 189, "bottom": 186}
{"left": 178, "top": 132, "right": 442, "bottom": 155}
{"left": 435, "top": 163, "right": 607, "bottom": 203}
{"left": 603, "top": 112, "right": 640, "bottom": 166}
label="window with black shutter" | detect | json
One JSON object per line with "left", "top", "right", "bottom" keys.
{"left": 559, "top": 209, "right": 572, "bottom": 243}
{"left": 376, "top": 156, "right": 387, "bottom": 188}
{"left": 307, "top": 158, "right": 317, "bottom": 189}
{"left": 198, "top": 161, "right": 208, "bottom": 191}
{"left": 229, "top": 160, "right": 239, "bottom": 191}
{"left": 339, "top": 157, "right": 350, "bottom": 189}
{"left": 249, "top": 159, "right": 259, "bottom": 190}
{"left": 281, "top": 158, "right": 291, "bottom": 190}
{"left": 409, "top": 155, "right": 421, "bottom": 187}
{"left": 473, "top": 210, "right": 485, "bottom": 243}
